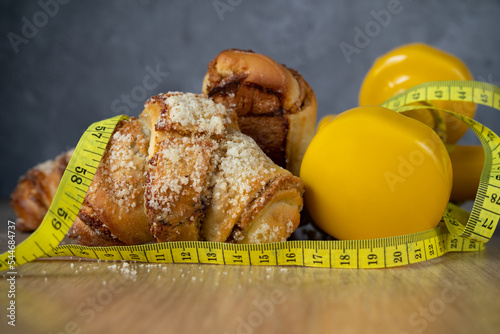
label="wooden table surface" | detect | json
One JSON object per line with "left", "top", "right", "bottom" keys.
{"left": 1, "top": 199, "right": 499, "bottom": 334}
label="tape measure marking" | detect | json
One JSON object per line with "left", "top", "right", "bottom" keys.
{"left": 0, "top": 115, "right": 129, "bottom": 271}
{"left": 38, "top": 226, "right": 483, "bottom": 269}
{"left": 382, "top": 80, "right": 500, "bottom": 244}
{"left": 1, "top": 81, "right": 499, "bottom": 270}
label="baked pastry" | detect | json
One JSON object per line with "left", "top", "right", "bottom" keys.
{"left": 10, "top": 150, "right": 73, "bottom": 232}
{"left": 202, "top": 130, "right": 303, "bottom": 243}
{"left": 10, "top": 92, "right": 305, "bottom": 245}
{"left": 68, "top": 117, "right": 154, "bottom": 246}
{"left": 141, "top": 92, "right": 304, "bottom": 243}
{"left": 140, "top": 92, "right": 235, "bottom": 242}
{"left": 202, "top": 49, "right": 317, "bottom": 176}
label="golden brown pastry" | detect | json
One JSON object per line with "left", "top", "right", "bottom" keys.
{"left": 141, "top": 92, "right": 304, "bottom": 243}
{"left": 10, "top": 92, "right": 305, "bottom": 245}
{"left": 67, "top": 117, "right": 154, "bottom": 246}
{"left": 202, "top": 130, "right": 304, "bottom": 243}
{"left": 10, "top": 150, "right": 73, "bottom": 232}
{"left": 202, "top": 49, "right": 317, "bottom": 176}
{"left": 140, "top": 93, "right": 235, "bottom": 242}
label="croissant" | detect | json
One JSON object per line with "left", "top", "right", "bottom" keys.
{"left": 9, "top": 149, "right": 73, "bottom": 232}
{"left": 202, "top": 49, "right": 317, "bottom": 176}
{"left": 10, "top": 92, "right": 304, "bottom": 245}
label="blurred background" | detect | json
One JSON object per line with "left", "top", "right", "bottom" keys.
{"left": 1, "top": 0, "right": 500, "bottom": 198}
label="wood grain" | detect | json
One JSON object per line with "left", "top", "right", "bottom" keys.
{"left": 1, "top": 200, "right": 499, "bottom": 334}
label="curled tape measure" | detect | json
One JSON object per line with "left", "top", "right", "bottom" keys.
{"left": 1, "top": 81, "right": 499, "bottom": 270}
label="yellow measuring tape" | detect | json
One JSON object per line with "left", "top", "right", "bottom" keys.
{"left": 1, "top": 81, "right": 499, "bottom": 270}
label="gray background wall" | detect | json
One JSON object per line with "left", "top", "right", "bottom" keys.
{"left": 1, "top": 0, "right": 500, "bottom": 198}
